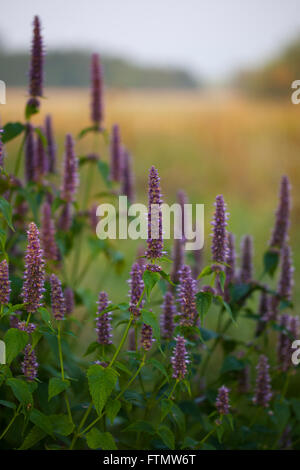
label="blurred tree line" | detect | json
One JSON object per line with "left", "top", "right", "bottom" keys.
{"left": 235, "top": 36, "right": 300, "bottom": 98}
{"left": 0, "top": 47, "right": 199, "bottom": 89}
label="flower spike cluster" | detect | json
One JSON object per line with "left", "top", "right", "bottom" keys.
{"left": 253, "top": 355, "right": 272, "bottom": 408}
{"left": 21, "top": 222, "right": 45, "bottom": 313}
{"left": 29, "top": 16, "right": 44, "bottom": 99}
{"left": 211, "top": 194, "right": 229, "bottom": 264}
{"left": 41, "top": 202, "right": 58, "bottom": 261}
{"left": 44, "top": 115, "right": 56, "bottom": 173}
{"left": 96, "top": 291, "right": 112, "bottom": 345}
{"left": 128, "top": 262, "right": 145, "bottom": 318}
{"left": 25, "top": 124, "right": 36, "bottom": 183}
{"left": 177, "top": 265, "right": 197, "bottom": 326}
{"left": 216, "top": 385, "right": 230, "bottom": 415}
{"left": 110, "top": 124, "right": 122, "bottom": 182}
{"left": 161, "top": 291, "right": 176, "bottom": 340}
{"left": 50, "top": 274, "right": 66, "bottom": 321}
{"left": 0, "top": 259, "right": 10, "bottom": 304}
{"left": 61, "top": 134, "right": 79, "bottom": 203}
{"left": 22, "top": 345, "right": 38, "bottom": 382}
{"left": 145, "top": 166, "right": 163, "bottom": 260}
{"left": 141, "top": 323, "right": 154, "bottom": 351}
{"left": 240, "top": 235, "right": 253, "bottom": 284}
{"left": 91, "top": 53, "right": 104, "bottom": 129}
{"left": 171, "top": 335, "right": 189, "bottom": 380}
{"left": 269, "top": 175, "right": 291, "bottom": 249}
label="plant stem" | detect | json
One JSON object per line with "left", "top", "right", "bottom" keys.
{"left": 14, "top": 133, "right": 26, "bottom": 177}
{"left": 0, "top": 404, "right": 21, "bottom": 440}
{"left": 108, "top": 316, "right": 133, "bottom": 368}
{"left": 57, "top": 322, "right": 73, "bottom": 424}
{"left": 167, "top": 379, "right": 178, "bottom": 400}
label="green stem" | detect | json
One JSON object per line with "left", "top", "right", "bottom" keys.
{"left": 167, "top": 380, "right": 178, "bottom": 400}
{"left": 69, "top": 402, "right": 93, "bottom": 450}
{"left": 108, "top": 316, "right": 133, "bottom": 368}
{"left": 14, "top": 133, "right": 26, "bottom": 177}
{"left": 199, "top": 426, "right": 217, "bottom": 445}
{"left": 0, "top": 404, "right": 21, "bottom": 440}
{"left": 57, "top": 322, "right": 73, "bottom": 424}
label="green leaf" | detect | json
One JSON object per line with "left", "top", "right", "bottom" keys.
{"left": 86, "top": 428, "right": 117, "bottom": 450}
{"left": 78, "top": 125, "right": 99, "bottom": 139}
{"left": 143, "top": 269, "right": 160, "bottom": 298}
{"left": 199, "top": 327, "right": 218, "bottom": 342}
{"left": 0, "top": 364, "right": 12, "bottom": 386}
{"left": 149, "top": 358, "right": 169, "bottom": 379}
{"left": 141, "top": 309, "right": 160, "bottom": 341}
{"left": 4, "top": 328, "right": 28, "bottom": 364}
{"left": 25, "top": 100, "right": 39, "bottom": 120}
{"left": 6, "top": 378, "right": 33, "bottom": 406}
{"left": 124, "top": 420, "right": 155, "bottom": 434}
{"left": 18, "top": 426, "right": 46, "bottom": 450}
{"left": 197, "top": 265, "right": 213, "bottom": 280}
{"left": 219, "top": 270, "right": 226, "bottom": 291}
{"left": 83, "top": 341, "right": 100, "bottom": 357}
{"left": 0, "top": 228, "right": 7, "bottom": 253}
{"left": 34, "top": 127, "right": 47, "bottom": 147}
{"left": 97, "top": 160, "right": 112, "bottom": 188}
{"left": 2, "top": 122, "right": 25, "bottom": 143}
{"left": 263, "top": 249, "right": 279, "bottom": 277}
{"left": 157, "top": 425, "right": 175, "bottom": 449}
{"left": 48, "top": 377, "right": 70, "bottom": 401}
{"left": 196, "top": 291, "right": 212, "bottom": 322}
{"left": 0, "top": 399, "right": 16, "bottom": 409}
{"left": 87, "top": 364, "right": 118, "bottom": 416}
{"left": 105, "top": 399, "right": 121, "bottom": 425}
{"left": 29, "top": 409, "right": 53, "bottom": 436}
{"left": 38, "top": 307, "right": 53, "bottom": 329}
{"left": 49, "top": 414, "right": 74, "bottom": 436}
{"left": 0, "top": 196, "right": 14, "bottom": 231}
{"left": 221, "top": 355, "right": 245, "bottom": 374}
{"left": 272, "top": 401, "right": 290, "bottom": 432}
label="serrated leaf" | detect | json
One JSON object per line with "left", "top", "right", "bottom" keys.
{"left": 4, "top": 328, "right": 28, "bottom": 364}
{"left": 157, "top": 425, "right": 175, "bottom": 449}
{"left": 0, "top": 196, "right": 14, "bottom": 231}
{"left": 49, "top": 414, "right": 74, "bottom": 436}
{"left": 18, "top": 425, "right": 46, "bottom": 450}
{"left": 6, "top": 378, "right": 33, "bottom": 406}
{"left": 141, "top": 309, "right": 160, "bottom": 340}
{"left": 48, "top": 377, "right": 70, "bottom": 401}
{"left": 143, "top": 269, "right": 160, "bottom": 298}
{"left": 29, "top": 409, "right": 53, "bottom": 436}
{"left": 196, "top": 291, "right": 212, "bottom": 322}
{"left": 106, "top": 399, "right": 121, "bottom": 425}
{"left": 264, "top": 249, "right": 279, "bottom": 277}
{"left": 197, "top": 265, "right": 213, "bottom": 280}
{"left": 86, "top": 428, "right": 117, "bottom": 450}
{"left": 124, "top": 420, "right": 155, "bottom": 434}
{"left": 2, "top": 122, "right": 25, "bottom": 143}
{"left": 87, "top": 364, "right": 117, "bottom": 416}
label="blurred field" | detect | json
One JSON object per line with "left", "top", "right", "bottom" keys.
{"left": 3, "top": 88, "right": 300, "bottom": 311}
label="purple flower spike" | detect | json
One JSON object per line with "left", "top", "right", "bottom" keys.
{"left": 170, "top": 238, "right": 184, "bottom": 284}
{"left": 145, "top": 166, "right": 163, "bottom": 260}
{"left": 21, "top": 222, "right": 45, "bottom": 313}
{"left": 22, "top": 344, "right": 38, "bottom": 382}
{"left": 240, "top": 235, "right": 253, "bottom": 284}
{"left": 121, "top": 149, "right": 135, "bottom": 204}
{"left": 0, "top": 260, "right": 10, "bottom": 304}
{"left": 58, "top": 203, "right": 73, "bottom": 231}
{"left": 216, "top": 385, "right": 230, "bottom": 415}
{"left": 110, "top": 124, "right": 122, "bottom": 182}
{"left": 141, "top": 323, "right": 154, "bottom": 351}
{"left": 171, "top": 335, "right": 189, "bottom": 380}
{"left": 29, "top": 16, "right": 44, "bottom": 98}
{"left": 96, "top": 291, "right": 112, "bottom": 345}
{"left": 128, "top": 262, "right": 144, "bottom": 318}
{"left": 211, "top": 195, "right": 229, "bottom": 264}
{"left": 278, "top": 245, "right": 294, "bottom": 302}
{"left": 178, "top": 265, "right": 197, "bottom": 326}
{"left": 161, "top": 291, "right": 176, "bottom": 340}
{"left": 61, "top": 134, "right": 79, "bottom": 203}
{"left": 45, "top": 115, "right": 56, "bottom": 173}
{"left": 270, "top": 175, "right": 291, "bottom": 249}
{"left": 35, "top": 128, "right": 48, "bottom": 181}
{"left": 50, "top": 274, "right": 66, "bottom": 321}
{"left": 17, "top": 321, "right": 36, "bottom": 334}
{"left": 192, "top": 247, "right": 203, "bottom": 279}
{"left": 91, "top": 53, "right": 104, "bottom": 129}
{"left": 277, "top": 314, "right": 298, "bottom": 372}
{"left": 25, "top": 124, "right": 36, "bottom": 183}
{"left": 253, "top": 355, "right": 272, "bottom": 408}
{"left": 41, "top": 202, "right": 58, "bottom": 261}
{"left": 64, "top": 287, "right": 75, "bottom": 316}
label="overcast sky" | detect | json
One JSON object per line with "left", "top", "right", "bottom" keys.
{"left": 1, "top": 0, "right": 300, "bottom": 79}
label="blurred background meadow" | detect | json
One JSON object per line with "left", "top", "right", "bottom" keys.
{"left": 1, "top": 0, "right": 300, "bottom": 365}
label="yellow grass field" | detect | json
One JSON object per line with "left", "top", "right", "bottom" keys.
{"left": 3, "top": 88, "right": 300, "bottom": 310}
